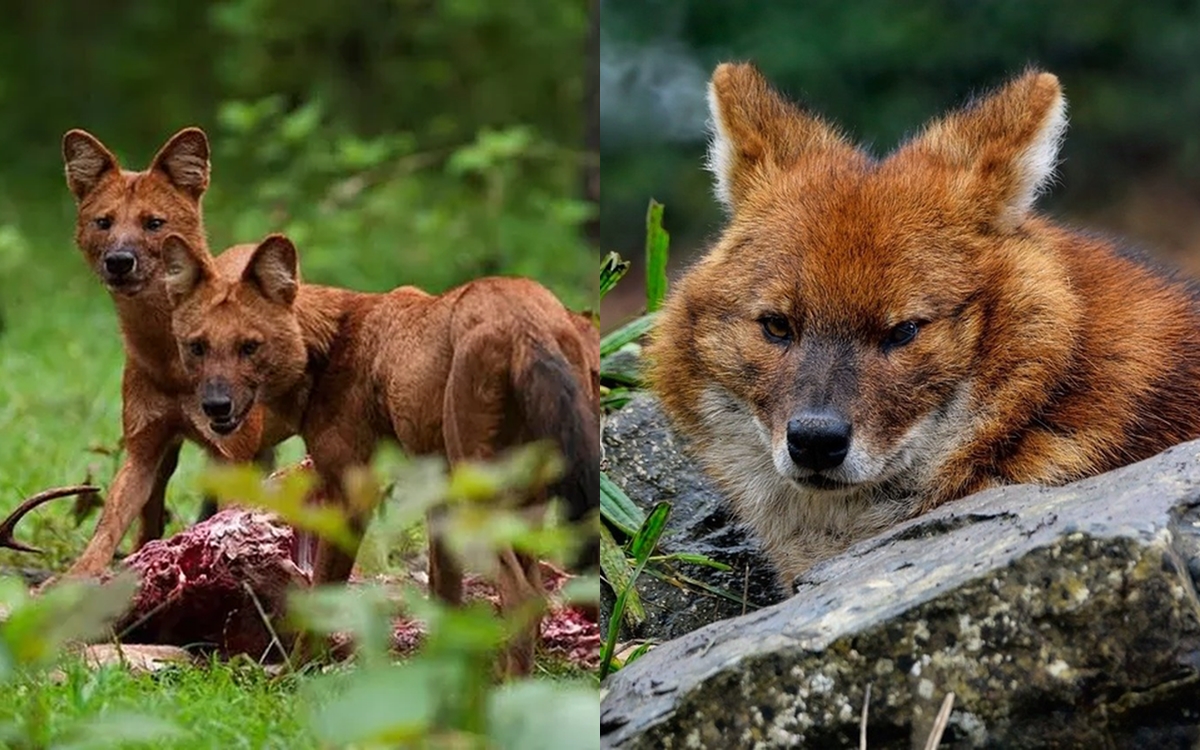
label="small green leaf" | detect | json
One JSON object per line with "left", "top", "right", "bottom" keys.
{"left": 599, "top": 473, "right": 644, "bottom": 536}
{"left": 601, "top": 388, "right": 634, "bottom": 412}
{"left": 600, "top": 314, "right": 657, "bottom": 359}
{"left": 598, "top": 526, "right": 643, "bottom": 627}
{"left": 310, "top": 663, "right": 437, "bottom": 745}
{"left": 628, "top": 503, "right": 670, "bottom": 563}
{"left": 644, "top": 200, "right": 669, "bottom": 312}
{"left": 600, "top": 252, "right": 631, "bottom": 299}
{"left": 650, "top": 552, "right": 732, "bottom": 571}
{"left": 488, "top": 681, "right": 600, "bottom": 750}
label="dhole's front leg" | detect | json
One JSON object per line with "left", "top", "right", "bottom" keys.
{"left": 307, "top": 422, "right": 373, "bottom": 587}
{"left": 63, "top": 420, "right": 180, "bottom": 579}
{"left": 134, "top": 441, "right": 180, "bottom": 549}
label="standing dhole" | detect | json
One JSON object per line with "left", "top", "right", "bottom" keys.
{"left": 649, "top": 63, "right": 1200, "bottom": 590}
{"left": 161, "top": 233, "right": 600, "bottom": 675}
{"left": 8, "top": 130, "right": 275, "bottom": 578}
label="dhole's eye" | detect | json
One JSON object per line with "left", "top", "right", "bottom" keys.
{"left": 94, "top": 216, "right": 113, "bottom": 231}
{"left": 759, "top": 315, "right": 793, "bottom": 344}
{"left": 883, "top": 321, "right": 921, "bottom": 350}
{"left": 145, "top": 217, "right": 166, "bottom": 231}
{"left": 238, "top": 340, "right": 261, "bottom": 358}
{"left": 187, "top": 339, "right": 207, "bottom": 358}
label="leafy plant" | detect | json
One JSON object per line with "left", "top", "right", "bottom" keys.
{"left": 0, "top": 574, "right": 184, "bottom": 748}
{"left": 597, "top": 202, "right": 740, "bottom": 673}
{"left": 204, "top": 445, "right": 600, "bottom": 748}
{"left": 599, "top": 503, "right": 669, "bottom": 679}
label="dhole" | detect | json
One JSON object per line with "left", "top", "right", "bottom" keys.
{"left": 11, "top": 130, "right": 274, "bottom": 577}
{"left": 161, "top": 234, "right": 600, "bottom": 675}
{"left": 649, "top": 64, "right": 1200, "bottom": 590}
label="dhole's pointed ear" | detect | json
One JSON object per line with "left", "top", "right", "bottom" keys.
{"left": 62, "top": 130, "right": 120, "bottom": 202}
{"left": 907, "top": 70, "right": 1067, "bottom": 231}
{"left": 706, "top": 62, "right": 852, "bottom": 212}
{"left": 162, "top": 234, "right": 213, "bottom": 306}
{"left": 150, "top": 127, "right": 210, "bottom": 200}
{"left": 244, "top": 234, "right": 299, "bottom": 306}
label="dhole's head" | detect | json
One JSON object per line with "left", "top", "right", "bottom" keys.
{"left": 651, "top": 64, "right": 1073, "bottom": 499}
{"left": 63, "top": 128, "right": 209, "bottom": 296}
{"left": 162, "top": 234, "right": 306, "bottom": 439}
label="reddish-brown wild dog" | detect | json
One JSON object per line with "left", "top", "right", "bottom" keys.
{"left": 162, "top": 234, "right": 600, "bottom": 675}
{"left": 649, "top": 63, "right": 1200, "bottom": 590}
{"left": 22, "top": 129, "right": 279, "bottom": 578}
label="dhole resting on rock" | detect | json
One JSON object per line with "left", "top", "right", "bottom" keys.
{"left": 11, "top": 129, "right": 279, "bottom": 579}
{"left": 648, "top": 63, "right": 1200, "bottom": 590}
{"left": 161, "top": 233, "right": 600, "bottom": 675}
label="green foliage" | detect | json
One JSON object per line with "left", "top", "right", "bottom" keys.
{"left": 0, "top": 659, "right": 312, "bottom": 749}
{"left": 599, "top": 502, "right": 669, "bottom": 679}
{"left": 597, "top": 202, "right": 737, "bottom": 668}
{"left": 207, "top": 445, "right": 600, "bottom": 748}
{"left": 0, "top": 574, "right": 185, "bottom": 748}
{"left": 643, "top": 200, "right": 669, "bottom": 313}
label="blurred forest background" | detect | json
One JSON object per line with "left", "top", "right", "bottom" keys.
{"left": 0, "top": 0, "right": 597, "bottom": 305}
{"left": 601, "top": 0, "right": 1200, "bottom": 329}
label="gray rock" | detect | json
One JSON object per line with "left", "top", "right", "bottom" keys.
{"left": 601, "top": 395, "right": 784, "bottom": 642}
{"left": 600, "top": 437, "right": 1200, "bottom": 748}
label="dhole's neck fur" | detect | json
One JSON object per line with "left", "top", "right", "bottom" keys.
{"left": 651, "top": 64, "right": 1200, "bottom": 591}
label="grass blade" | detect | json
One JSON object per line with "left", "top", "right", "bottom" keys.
{"left": 600, "top": 388, "right": 633, "bottom": 412}
{"left": 627, "top": 503, "right": 670, "bottom": 562}
{"left": 600, "top": 252, "right": 631, "bottom": 300}
{"left": 598, "top": 524, "right": 644, "bottom": 627}
{"left": 649, "top": 552, "right": 732, "bottom": 571}
{"left": 600, "top": 313, "right": 656, "bottom": 358}
{"left": 599, "top": 502, "right": 671, "bottom": 679}
{"left": 600, "top": 473, "right": 645, "bottom": 537}
{"left": 644, "top": 200, "right": 669, "bottom": 312}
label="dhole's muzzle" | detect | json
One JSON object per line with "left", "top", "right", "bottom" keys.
{"left": 199, "top": 377, "right": 254, "bottom": 436}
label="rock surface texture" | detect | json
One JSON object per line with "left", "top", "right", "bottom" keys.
{"left": 601, "top": 395, "right": 784, "bottom": 640}
{"left": 600, "top": 399, "right": 1200, "bottom": 748}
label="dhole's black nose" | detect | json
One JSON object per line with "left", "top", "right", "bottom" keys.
{"left": 787, "top": 412, "right": 852, "bottom": 472}
{"left": 103, "top": 251, "right": 136, "bottom": 277}
{"left": 202, "top": 393, "right": 233, "bottom": 420}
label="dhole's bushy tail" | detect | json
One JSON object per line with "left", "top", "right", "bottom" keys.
{"left": 513, "top": 337, "right": 600, "bottom": 572}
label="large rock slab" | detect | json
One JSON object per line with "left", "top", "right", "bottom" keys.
{"left": 600, "top": 438, "right": 1200, "bottom": 748}
{"left": 601, "top": 395, "right": 783, "bottom": 641}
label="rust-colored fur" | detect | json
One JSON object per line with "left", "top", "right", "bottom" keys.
{"left": 164, "top": 235, "right": 600, "bottom": 675}
{"left": 649, "top": 64, "right": 1200, "bottom": 590}
{"left": 57, "top": 129, "right": 277, "bottom": 579}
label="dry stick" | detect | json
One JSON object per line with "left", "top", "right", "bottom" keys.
{"left": 0, "top": 485, "right": 100, "bottom": 553}
{"left": 859, "top": 683, "right": 872, "bottom": 750}
{"left": 243, "top": 580, "right": 295, "bottom": 674}
{"left": 923, "top": 691, "right": 956, "bottom": 750}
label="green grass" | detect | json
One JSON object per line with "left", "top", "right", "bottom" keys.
{"left": 0, "top": 659, "right": 312, "bottom": 749}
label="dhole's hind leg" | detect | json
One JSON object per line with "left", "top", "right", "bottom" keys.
{"left": 427, "top": 508, "right": 463, "bottom": 605}
{"left": 135, "top": 441, "right": 180, "bottom": 549}
{"left": 497, "top": 547, "right": 542, "bottom": 677}
{"left": 440, "top": 336, "right": 544, "bottom": 676}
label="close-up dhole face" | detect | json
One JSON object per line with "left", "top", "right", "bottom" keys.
{"left": 63, "top": 128, "right": 210, "bottom": 297}
{"left": 652, "top": 63, "right": 1070, "bottom": 503}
